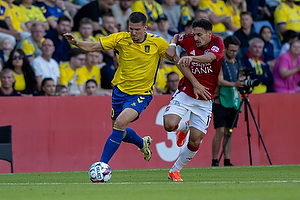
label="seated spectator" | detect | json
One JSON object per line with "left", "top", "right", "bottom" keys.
{"left": 273, "top": 40, "right": 300, "bottom": 93}
{"left": 72, "top": 0, "right": 115, "bottom": 32}
{"left": 226, "top": 0, "right": 247, "bottom": 29}
{"left": 111, "top": 0, "right": 133, "bottom": 32}
{"left": 161, "top": 0, "right": 181, "bottom": 34}
{"left": 260, "top": 26, "right": 276, "bottom": 71}
{"left": 194, "top": 9, "right": 209, "bottom": 21}
{"left": 0, "top": 0, "right": 21, "bottom": 46}
{"left": 36, "top": 0, "right": 73, "bottom": 30}
{"left": 40, "top": 77, "right": 56, "bottom": 96}
{"left": 59, "top": 48, "right": 86, "bottom": 96}
{"left": 246, "top": 0, "right": 271, "bottom": 21}
{"left": 0, "top": 68, "right": 22, "bottom": 96}
{"left": 0, "top": 38, "right": 14, "bottom": 65}
{"left": 45, "top": 15, "right": 71, "bottom": 64}
{"left": 4, "top": 49, "right": 37, "bottom": 96}
{"left": 234, "top": 11, "right": 260, "bottom": 60}
{"left": 55, "top": 84, "right": 69, "bottom": 96}
{"left": 19, "top": 0, "right": 50, "bottom": 31}
{"left": 201, "top": 0, "right": 238, "bottom": 39}
{"left": 94, "top": 13, "right": 119, "bottom": 38}
{"left": 274, "top": 0, "right": 300, "bottom": 40}
{"left": 17, "top": 22, "right": 45, "bottom": 63}
{"left": 71, "top": 18, "right": 97, "bottom": 48}
{"left": 31, "top": 38, "right": 60, "bottom": 92}
{"left": 180, "top": 0, "right": 200, "bottom": 27}
{"left": 85, "top": 79, "right": 98, "bottom": 96}
{"left": 152, "top": 14, "right": 173, "bottom": 42}
{"left": 241, "top": 37, "right": 274, "bottom": 93}
{"left": 163, "top": 72, "right": 180, "bottom": 95}
{"left": 280, "top": 30, "right": 298, "bottom": 55}
{"left": 132, "top": 0, "right": 164, "bottom": 32}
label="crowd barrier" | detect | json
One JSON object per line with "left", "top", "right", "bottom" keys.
{"left": 0, "top": 93, "right": 299, "bottom": 173}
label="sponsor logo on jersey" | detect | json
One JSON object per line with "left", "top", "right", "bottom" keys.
{"left": 145, "top": 45, "right": 150, "bottom": 53}
{"left": 178, "top": 34, "right": 184, "bottom": 41}
{"left": 211, "top": 46, "right": 219, "bottom": 52}
{"left": 204, "top": 49, "right": 210, "bottom": 54}
{"left": 190, "top": 50, "right": 195, "bottom": 56}
{"left": 191, "top": 62, "right": 213, "bottom": 74}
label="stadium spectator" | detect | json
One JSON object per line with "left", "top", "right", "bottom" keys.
{"left": 0, "top": 38, "right": 14, "bottom": 65}
{"left": 200, "top": 0, "right": 238, "bottom": 39}
{"left": 0, "top": 68, "right": 22, "bottom": 96}
{"left": 280, "top": 30, "right": 298, "bottom": 55}
{"left": 55, "top": 84, "right": 69, "bottom": 96}
{"left": 31, "top": 38, "right": 60, "bottom": 92}
{"left": 226, "top": 0, "right": 247, "bottom": 29}
{"left": 71, "top": 18, "right": 97, "bottom": 48}
{"left": 0, "top": 0, "right": 21, "bottom": 46}
{"left": 274, "top": 0, "right": 300, "bottom": 40}
{"left": 59, "top": 48, "right": 86, "bottom": 96}
{"left": 111, "top": 0, "right": 133, "bottom": 32}
{"left": 180, "top": 0, "right": 200, "bottom": 27}
{"left": 35, "top": 0, "right": 73, "bottom": 30}
{"left": 234, "top": 11, "right": 260, "bottom": 60}
{"left": 17, "top": 22, "right": 45, "bottom": 63}
{"left": 241, "top": 37, "right": 274, "bottom": 93}
{"left": 85, "top": 79, "right": 98, "bottom": 96}
{"left": 194, "top": 9, "right": 209, "bottom": 21}
{"left": 4, "top": 49, "right": 37, "bottom": 96}
{"left": 19, "top": 0, "right": 50, "bottom": 31}
{"left": 260, "top": 26, "right": 276, "bottom": 71}
{"left": 161, "top": 0, "right": 181, "bottom": 34}
{"left": 132, "top": 0, "right": 164, "bottom": 32}
{"left": 45, "top": 15, "right": 71, "bottom": 64}
{"left": 152, "top": 14, "right": 173, "bottom": 42}
{"left": 163, "top": 72, "right": 180, "bottom": 95}
{"left": 273, "top": 40, "right": 300, "bottom": 93}
{"left": 245, "top": 0, "right": 271, "bottom": 21}
{"left": 212, "top": 35, "right": 243, "bottom": 167}
{"left": 40, "top": 77, "right": 56, "bottom": 96}
{"left": 72, "top": 0, "right": 115, "bottom": 32}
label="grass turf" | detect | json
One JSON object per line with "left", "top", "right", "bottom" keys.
{"left": 0, "top": 165, "right": 299, "bottom": 200}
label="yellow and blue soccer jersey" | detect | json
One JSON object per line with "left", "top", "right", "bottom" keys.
{"left": 132, "top": 0, "right": 163, "bottom": 27}
{"left": 8, "top": 4, "right": 24, "bottom": 32}
{"left": 0, "top": 1, "right": 10, "bottom": 21}
{"left": 274, "top": 2, "right": 300, "bottom": 39}
{"left": 19, "top": 4, "right": 47, "bottom": 24}
{"left": 37, "top": 1, "right": 63, "bottom": 22}
{"left": 156, "top": 63, "right": 183, "bottom": 92}
{"left": 227, "top": 5, "right": 241, "bottom": 29}
{"left": 99, "top": 32, "right": 169, "bottom": 95}
{"left": 76, "top": 65, "right": 101, "bottom": 85}
{"left": 200, "top": 0, "right": 229, "bottom": 33}
{"left": 181, "top": 4, "right": 201, "bottom": 26}
{"left": 21, "top": 38, "right": 44, "bottom": 58}
{"left": 13, "top": 72, "right": 26, "bottom": 91}
{"left": 59, "top": 62, "right": 78, "bottom": 85}
{"left": 71, "top": 32, "right": 97, "bottom": 48}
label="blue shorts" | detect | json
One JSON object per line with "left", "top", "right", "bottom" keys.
{"left": 111, "top": 86, "right": 153, "bottom": 121}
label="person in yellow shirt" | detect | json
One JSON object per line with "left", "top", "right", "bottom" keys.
{"left": 180, "top": 0, "right": 201, "bottom": 26}
{"left": 274, "top": 0, "right": 300, "bottom": 40}
{"left": 132, "top": 0, "right": 163, "bottom": 32}
{"left": 71, "top": 17, "right": 97, "bottom": 48}
{"left": 200, "top": 0, "right": 238, "bottom": 39}
{"left": 64, "top": 12, "right": 169, "bottom": 170}
{"left": 59, "top": 48, "right": 86, "bottom": 95}
{"left": 226, "top": 0, "right": 247, "bottom": 29}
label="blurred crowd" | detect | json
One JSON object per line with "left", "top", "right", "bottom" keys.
{"left": 0, "top": 0, "right": 300, "bottom": 97}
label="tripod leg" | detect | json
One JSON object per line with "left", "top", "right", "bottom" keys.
{"left": 245, "top": 98, "right": 273, "bottom": 165}
{"left": 218, "top": 99, "right": 244, "bottom": 164}
{"left": 244, "top": 99, "right": 253, "bottom": 165}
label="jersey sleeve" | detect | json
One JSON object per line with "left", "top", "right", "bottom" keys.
{"left": 21, "top": 40, "right": 35, "bottom": 58}
{"left": 99, "top": 33, "right": 119, "bottom": 50}
{"left": 157, "top": 37, "right": 169, "bottom": 59}
{"left": 274, "top": 5, "right": 287, "bottom": 25}
{"left": 209, "top": 37, "right": 224, "bottom": 62}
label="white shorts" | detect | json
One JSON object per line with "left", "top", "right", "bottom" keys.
{"left": 163, "top": 90, "right": 213, "bottom": 134}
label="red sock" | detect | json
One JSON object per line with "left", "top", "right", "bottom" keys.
{"left": 187, "top": 143, "right": 199, "bottom": 152}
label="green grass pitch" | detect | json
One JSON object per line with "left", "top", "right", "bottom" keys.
{"left": 0, "top": 165, "right": 299, "bottom": 200}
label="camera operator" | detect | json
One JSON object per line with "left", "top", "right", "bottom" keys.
{"left": 212, "top": 35, "right": 244, "bottom": 167}
{"left": 241, "top": 37, "right": 274, "bottom": 93}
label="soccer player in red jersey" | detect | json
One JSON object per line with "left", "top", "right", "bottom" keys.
{"left": 164, "top": 19, "right": 224, "bottom": 181}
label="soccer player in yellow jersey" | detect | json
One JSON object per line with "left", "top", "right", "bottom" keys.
{"left": 274, "top": 0, "right": 300, "bottom": 40}
{"left": 64, "top": 12, "right": 169, "bottom": 167}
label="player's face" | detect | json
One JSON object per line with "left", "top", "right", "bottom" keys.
{"left": 42, "top": 80, "right": 56, "bottom": 96}
{"left": 192, "top": 27, "right": 212, "bottom": 48}
{"left": 225, "top": 44, "right": 239, "bottom": 60}
{"left": 128, "top": 22, "right": 147, "bottom": 43}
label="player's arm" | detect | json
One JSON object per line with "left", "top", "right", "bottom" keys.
{"left": 177, "top": 52, "right": 216, "bottom": 68}
{"left": 64, "top": 33, "right": 103, "bottom": 52}
{"left": 165, "top": 34, "right": 179, "bottom": 62}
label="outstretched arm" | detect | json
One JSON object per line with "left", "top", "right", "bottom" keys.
{"left": 64, "top": 33, "right": 103, "bottom": 52}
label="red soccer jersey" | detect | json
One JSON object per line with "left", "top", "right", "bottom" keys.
{"left": 177, "top": 34, "right": 224, "bottom": 100}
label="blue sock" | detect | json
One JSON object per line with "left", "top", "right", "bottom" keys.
{"left": 122, "top": 127, "right": 143, "bottom": 149}
{"left": 100, "top": 128, "right": 124, "bottom": 163}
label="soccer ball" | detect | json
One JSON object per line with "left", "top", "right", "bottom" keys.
{"left": 88, "top": 162, "right": 112, "bottom": 183}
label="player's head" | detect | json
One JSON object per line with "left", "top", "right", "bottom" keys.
{"left": 224, "top": 35, "right": 240, "bottom": 60}
{"left": 191, "top": 19, "right": 213, "bottom": 48}
{"left": 128, "top": 12, "right": 148, "bottom": 43}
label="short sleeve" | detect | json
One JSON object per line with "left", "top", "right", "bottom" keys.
{"left": 209, "top": 37, "right": 224, "bottom": 61}
{"left": 274, "top": 5, "right": 287, "bottom": 25}
{"left": 21, "top": 40, "right": 34, "bottom": 58}
{"left": 99, "top": 33, "right": 119, "bottom": 50}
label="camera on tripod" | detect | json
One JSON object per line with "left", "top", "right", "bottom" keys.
{"left": 239, "top": 68, "right": 260, "bottom": 94}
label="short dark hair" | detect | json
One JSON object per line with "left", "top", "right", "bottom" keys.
{"left": 282, "top": 30, "right": 298, "bottom": 44}
{"left": 68, "top": 48, "right": 86, "bottom": 60}
{"left": 240, "top": 11, "right": 252, "bottom": 18}
{"left": 85, "top": 79, "right": 97, "bottom": 88}
{"left": 128, "top": 12, "right": 147, "bottom": 26}
{"left": 192, "top": 19, "right": 212, "bottom": 31}
{"left": 260, "top": 26, "right": 272, "bottom": 35}
{"left": 223, "top": 35, "right": 241, "bottom": 48}
{"left": 167, "top": 71, "right": 179, "bottom": 80}
{"left": 57, "top": 15, "right": 71, "bottom": 24}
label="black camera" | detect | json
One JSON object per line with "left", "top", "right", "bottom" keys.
{"left": 239, "top": 68, "right": 259, "bottom": 94}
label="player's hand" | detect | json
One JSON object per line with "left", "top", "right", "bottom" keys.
{"left": 166, "top": 46, "right": 177, "bottom": 61}
{"left": 193, "top": 83, "right": 211, "bottom": 100}
{"left": 178, "top": 56, "right": 192, "bottom": 68}
{"left": 63, "top": 33, "right": 78, "bottom": 45}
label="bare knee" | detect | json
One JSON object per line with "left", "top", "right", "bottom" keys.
{"left": 114, "top": 118, "right": 128, "bottom": 130}
{"left": 163, "top": 115, "right": 181, "bottom": 131}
